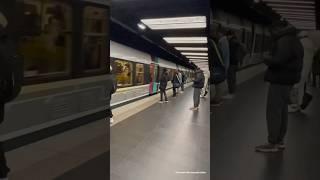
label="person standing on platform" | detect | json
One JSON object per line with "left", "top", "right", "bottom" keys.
{"left": 225, "top": 30, "right": 241, "bottom": 99}
{"left": 171, "top": 70, "right": 180, "bottom": 97}
{"left": 288, "top": 31, "right": 316, "bottom": 112}
{"left": 190, "top": 67, "right": 205, "bottom": 111}
{"left": 107, "top": 65, "right": 117, "bottom": 124}
{"left": 159, "top": 68, "right": 169, "bottom": 103}
{"left": 218, "top": 28, "right": 230, "bottom": 98}
{"left": 0, "top": 12, "right": 24, "bottom": 180}
{"left": 255, "top": 20, "right": 303, "bottom": 153}
{"left": 180, "top": 71, "right": 186, "bottom": 92}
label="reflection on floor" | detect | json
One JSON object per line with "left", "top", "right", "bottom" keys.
{"left": 111, "top": 88, "right": 210, "bottom": 180}
{"left": 211, "top": 75, "right": 320, "bottom": 180}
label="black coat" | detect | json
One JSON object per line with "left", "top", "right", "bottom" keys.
{"left": 159, "top": 72, "right": 169, "bottom": 90}
{"left": 229, "top": 36, "right": 241, "bottom": 66}
{"left": 193, "top": 70, "right": 205, "bottom": 88}
{"left": 264, "top": 28, "right": 304, "bottom": 85}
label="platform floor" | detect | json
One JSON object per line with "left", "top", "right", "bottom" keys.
{"left": 211, "top": 75, "right": 320, "bottom": 180}
{"left": 110, "top": 88, "right": 210, "bottom": 180}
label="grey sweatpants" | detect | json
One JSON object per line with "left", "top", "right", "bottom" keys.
{"left": 194, "top": 88, "right": 201, "bottom": 108}
{"left": 266, "top": 84, "right": 292, "bottom": 144}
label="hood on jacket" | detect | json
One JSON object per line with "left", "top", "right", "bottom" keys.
{"left": 269, "top": 20, "right": 297, "bottom": 40}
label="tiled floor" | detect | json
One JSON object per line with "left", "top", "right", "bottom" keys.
{"left": 211, "top": 75, "right": 320, "bottom": 180}
{"left": 110, "top": 88, "right": 210, "bottom": 180}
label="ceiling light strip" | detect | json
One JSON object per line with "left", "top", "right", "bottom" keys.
{"left": 163, "top": 37, "right": 207, "bottom": 44}
{"left": 273, "top": 8, "right": 315, "bottom": 13}
{"left": 263, "top": 0, "right": 315, "bottom": 4}
{"left": 269, "top": 4, "right": 315, "bottom": 9}
{"left": 175, "top": 47, "right": 208, "bottom": 51}
{"left": 181, "top": 52, "right": 208, "bottom": 56}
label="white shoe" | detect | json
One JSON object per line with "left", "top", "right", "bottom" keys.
{"left": 288, "top": 105, "right": 300, "bottom": 113}
{"left": 159, "top": 101, "right": 164, "bottom": 104}
{"left": 223, "top": 94, "right": 234, "bottom": 99}
{"left": 110, "top": 118, "right": 114, "bottom": 124}
{"left": 165, "top": 101, "right": 169, "bottom": 103}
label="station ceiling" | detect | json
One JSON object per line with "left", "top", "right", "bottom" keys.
{"left": 110, "top": 0, "right": 210, "bottom": 70}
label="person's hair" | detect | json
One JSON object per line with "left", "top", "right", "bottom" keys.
{"left": 0, "top": 12, "right": 8, "bottom": 28}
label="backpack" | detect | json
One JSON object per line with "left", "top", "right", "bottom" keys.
{"left": 0, "top": 35, "right": 24, "bottom": 103}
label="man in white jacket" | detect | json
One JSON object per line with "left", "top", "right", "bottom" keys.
{"left": 289, "top": 31, "right": 316, "bottom": 112}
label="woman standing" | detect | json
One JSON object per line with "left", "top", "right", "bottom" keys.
{"left": 159, "top": 68, "right": 169, "bottom": 103}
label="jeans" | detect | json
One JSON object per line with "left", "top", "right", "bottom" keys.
{"left": 193, "top": 88, "right": 201, "bottom": 108}
{"left": 0, "top": 104, "right": 9, "bottom": 178}
{"left": 227, "top": 65, "right": 237, "bottom": 94}
{"left": 160, "top": 89, "right": 168, "bottom": 101}
{"left": 266, "top": 84, "right": 292, "bottom": 144}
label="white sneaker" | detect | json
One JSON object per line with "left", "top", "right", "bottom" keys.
{"left": 159, "top": 101, "right": 164, "bottom": 104}
{"left": 110, "top": 118, "right": 114, "bottom": 124}
{"left": 288, "top": 105, "right": 300, "bottom": 113}
{"left": 223, "top": 94, "right": 234, "bottom": 99}
{"left": 165, "top": 100, "right": 169, "bottom": 103}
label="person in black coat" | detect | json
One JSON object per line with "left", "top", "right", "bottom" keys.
{"left": 159, "top": 68, "right": 169, "bottom": 103}
{"left": 255, "top": 20, "right": 304, "bottom": 153}
{"left": 190, "top": 68, "right": 205, "bottom": 111}
{"left": 171, "top": 70, "right": 181, "bottom": 97}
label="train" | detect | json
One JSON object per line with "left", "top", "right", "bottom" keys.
{"left": 0, "top": 0, "right": 194, "bottom": 149}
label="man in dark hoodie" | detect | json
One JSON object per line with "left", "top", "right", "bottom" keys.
{"left": 255, "top": 20, "right": 304, "bottom": 153}
{"left": 190, "top": 67, "right": 205, "bottom": 111}
{"left": 159, "top": 68, "right": 169, "bottom": 103}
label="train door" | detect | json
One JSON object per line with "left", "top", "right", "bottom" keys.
{"left": 149, "top": 63, "right": 159, "bottom": 95}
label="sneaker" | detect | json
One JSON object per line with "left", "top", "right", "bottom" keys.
{"left": 222, "top": 94, "right": 235, "bottom": 99}
{"left": 276, "top": 142, "right": 285, "bottom": 150}
{"left": 190, "top": 107, "right": 199, "bottom": 111}
{"left": 255, "top": 143, "right": 280, "bottom": 153}
{"left": 211, "top": 101, "right": 222, "bottom": 107}
{"left": 110, "top": 118, "right": 114, "bottom": 124}
{"left": 288, "top": 104, "right": 300, "bottom": 113}
{"left": 159, "top": 101, "right": 164, "bottom": 104}
{"left": 165, "top": 100, "right": 169, "bottom": 103}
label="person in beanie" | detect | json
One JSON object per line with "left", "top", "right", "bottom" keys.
{"left": 190, "top": 67, "right": 205, "bottom": 111}
{"left": 159, "top": 68, "right": 169, "bottom": 103}
{"left": 255, "top": 20, "right": 304, "bottom": 153}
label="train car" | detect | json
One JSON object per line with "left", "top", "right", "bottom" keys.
{"left": 110, "top": 41, "right": 194, "bottom": 107}
{"left": 0, "top": 0, "right": 113, "bottom": 147}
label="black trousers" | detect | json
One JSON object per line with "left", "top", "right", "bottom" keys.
{"left": 160, "top": 89, "right": 168, "bottom": 101}
{"left": 266, "top": 84, "right": 292, "bottom": 144}
{"left": 0, "top": 104, "right": 9, "bottom": 178}
{"left": 173, "top": 87, "right": 177, "bottom": 97}
{"left": 227, "top": 65, "right": 237, "bottom": 94}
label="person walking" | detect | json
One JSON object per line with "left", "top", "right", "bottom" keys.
{"left": 190, "top": 68, "right": 205, "bottom": 111}
{"left": 0, "top": 12, "right": 24, "bottom": 179}
{"left": 171, "top": 70, "right": 180, "bottom": 97}
{"left": 255, "top": 20, "right": 304, "bottom": 153}
{"left": 159, "top": 68, "right": 169, "bottom": 103}
{"left": 180, "top": 71, "right": 186, "bottom": 92}
{"left": 288, "top": 31, "right": 316, "bottom": 112}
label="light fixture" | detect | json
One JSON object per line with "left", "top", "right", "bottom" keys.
{"left": 137, "top": 22, "right": 147, "bottom": 30}
{"left": 263, "top": 0, "right": 315, "bottom": 5}
{"left": 278, "top": 11, "right": 315, "bottom": 16}
{"left": 190, "top": 59, "right": 208, "bottom": 62}
{"left": 269, "top": 4, "right": 314, "bottom": 9}
{"left": 186, "top": 56, "right": 208, "bottom": 59}
{"left": 175, "top": 47, "right": 208, "bottom": 51}
{"left": 140, "top": 16, "right": 206, "bottom": 30}
{"left": 163, "top": 37, "right": 207, "bottom": 44}
{"left": 273, "top": 8, "right": 315, "bottom": 13}
{"left": 181, "top": 52, "right": 208, "bottom": 56}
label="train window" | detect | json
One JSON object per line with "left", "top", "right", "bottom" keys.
{"left": 114, "top": 59, "right": 133, "bottom": 87}
{"left": 17, "top": 0, "right": 72, "bottom": 78}
{"left": 135, "top": 63, "right": 145, "bottom": 85}
{"left": 83, "top": 6, "right": 108, "bottom": 72}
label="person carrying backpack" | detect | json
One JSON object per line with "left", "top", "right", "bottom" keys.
{"left": 0, "top": 12, "right": 24, "bottom": 180}
{"left": 171, "top": 70, "right": 181, "bottom": 97}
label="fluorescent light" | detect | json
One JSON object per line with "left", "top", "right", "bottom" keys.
{"left": 141, "top": 16, "right": 207, "bottom": 30}
{"left": 163, "top": 37, "right": 207, "bottom": 44}
{"left": 175, "top": 47, "right": 208, "bottom": 51}
{"left": 181, "top": 52, "right": 208, "bottom": 56}
{"left": 283, "top": 16, "right": 315, "bottom": 20}
{"left": 186, "top": 56, "right": 208, "bottom": 59}
{"left": 278, "top": 11, "right": 315, "bottom": 16}
{"left": 263, "top": 0, "right": 315, "bottom": 5}
{"left": 269, "top": 4, "right": 314, "bottom": 9}
{"left": 137, "top": 23, "right": 146, "bottom": 30}
{"left": 273, "top": 8, "right": 315, "bottom": 13}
